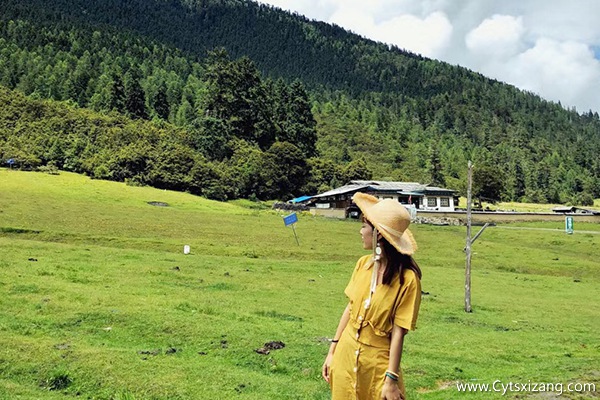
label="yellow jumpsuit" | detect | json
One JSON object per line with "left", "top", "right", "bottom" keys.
{"left": 330, "top": 255, "right": 421, "bottom": 399}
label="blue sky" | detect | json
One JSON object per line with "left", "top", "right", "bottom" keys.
{"left": 259, "top": 0, "right": 600, "bottom": 113}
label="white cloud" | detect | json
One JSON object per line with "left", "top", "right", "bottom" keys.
{"left": 466, "top": 15, "right": 525, "bottom": 58}
{"left": 327, "top": 6, "right": 374, "bottom": 36}
{"left": 376, "top": 12, "right": 453, "bottom": 57}
{"left": 257, "top": 0, "right": 337, "bottom": 21}
{"left": 327, "top": 9, "right": 453, "bottom": 57}
{"left": 522, "top": 0, "right": 600, "bottom": 44}
{"left": 507, "top": 39, "right": 600, "bottom": 111}
{"left": 257, "top": 0, "right": 600, "bottom": 112}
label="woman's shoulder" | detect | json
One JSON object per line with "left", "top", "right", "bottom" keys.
{"left": 356, "top": 254, "right": 373, "bottom": 268}
{"left": 358, "top": 254, "right": 372, "bottom": 263}
{"left": 401, "top": 267, "right": 421, "bottom": 285}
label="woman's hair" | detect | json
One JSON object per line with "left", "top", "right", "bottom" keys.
{"left": 364, "top": 218, "right": 422, "bottom": 285}
{"left": 379, "top": 237, "right": 422, "bottom": 285}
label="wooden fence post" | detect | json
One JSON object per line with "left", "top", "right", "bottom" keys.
{"left": 465, "top": 161, "right": 473, "bottom": 313}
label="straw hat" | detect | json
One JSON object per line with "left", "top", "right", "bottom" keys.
{"left": 352, "top": 192, "right": 417, "bottom": 255}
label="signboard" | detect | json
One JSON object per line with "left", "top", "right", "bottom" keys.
{"left": 565, "top": 216, "right": 574, "bottom": 234}
{"left": 283, "top": 213, "right": 300, "bottom": 245}
{"left": 283, "top": 212, "right": 298, "bottom": 226}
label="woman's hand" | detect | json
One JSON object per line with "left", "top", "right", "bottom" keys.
{"left": 321, "top": 353, "right": 334, "bottom": 383}
{"left": 380, "top": 379, "right": 404, "bottom": 400}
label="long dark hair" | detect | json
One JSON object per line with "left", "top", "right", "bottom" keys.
{"left": 379, "top": 237, "right": 422, "bottom": 285}
{"left": 364, "top": 218, "right": 422, "bottom": 285}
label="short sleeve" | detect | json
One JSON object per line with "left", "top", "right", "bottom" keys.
{"left": 344, "top": 255, "right": 370, "bottom": 299}
{"left": 393, "top": 271, "right": 422, "bottom": 330}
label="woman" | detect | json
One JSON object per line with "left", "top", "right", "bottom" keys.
{"left": 322, "top": 192, "right": 422, "bottom": 400}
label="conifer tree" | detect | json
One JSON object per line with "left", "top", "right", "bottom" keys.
{"left": 153, "top": 85, "right": 170, "bottom": 120}
{"left": 109, "top": 74, "right": 125, "bottom": 113}
{"left": 124, "top": 70, "right": 148, "bottom": 120}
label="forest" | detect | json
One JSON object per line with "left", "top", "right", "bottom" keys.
{"left": 0, "top": 0, "right": 599, "bottom": 205}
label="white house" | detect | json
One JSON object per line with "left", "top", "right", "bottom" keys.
{"left": 308, "top": 180, "right": 459, "bottom": 217}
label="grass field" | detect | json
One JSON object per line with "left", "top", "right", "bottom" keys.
{"left": 0, "top": 170, "right": 598, "bottom": 399}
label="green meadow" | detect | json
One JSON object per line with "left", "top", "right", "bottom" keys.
{"left": 0, "top": 170, "right": 598, "bottom": 399}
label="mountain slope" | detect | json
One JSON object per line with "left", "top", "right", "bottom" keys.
{"left": 0, "top": 0, "right": 599, "bottom": 204}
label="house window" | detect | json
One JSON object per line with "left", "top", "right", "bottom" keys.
{"left": 427, "top": 197, "right": 437, "bottom": 207}
{"left": 440, "top": 197, "right": 450, "bottom": 207}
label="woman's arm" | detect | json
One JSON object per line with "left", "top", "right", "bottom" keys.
{"left": 321, "top": 303, "right": 351, "bottom": 383}
{"left": 381, "top": 324, "right": 407, "bottom": 399}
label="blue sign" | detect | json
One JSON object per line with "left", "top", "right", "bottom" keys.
{"left": 283, "top": 213, "right": 298, "bottom": 226}
{"left": 6, "top": 159, "right": 15, "bottom": 165}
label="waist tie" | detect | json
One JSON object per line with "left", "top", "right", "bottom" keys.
{"left": 345, "top": 322, "right": 391, "bottom": 348}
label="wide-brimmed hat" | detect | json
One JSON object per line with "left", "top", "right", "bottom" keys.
{"left": 353, "top": 192, "right": 417, "bottom": 255}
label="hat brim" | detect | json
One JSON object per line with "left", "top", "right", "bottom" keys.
{"left": 353, "top": 192, "right": 417, "bottom": 255}
{"left": 353, "top": 192, "right": 379, "bottom": 224}
{"left": 397, "top": 228, "right": 417, "bottom": 256}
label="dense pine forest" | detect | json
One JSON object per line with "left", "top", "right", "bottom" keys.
{"left": 1, "top": 0, "right": 599, "bottom": 205}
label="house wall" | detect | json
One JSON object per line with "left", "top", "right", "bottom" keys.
{"left": 421, "top": 195, "right": 455, "bottom": 212}
{"left": 310, "top": 208, "right": 347, "bottom": 219}
{"left": 373, "top": 194, "right": 399, "bottom": 201}
{"left": 351, "top": 192, "right": 456, "bottom": 212}
{"left": 314, "top": 199, "right": 352, "bottom": 209}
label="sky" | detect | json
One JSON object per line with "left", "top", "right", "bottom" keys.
{"left": 257, "top": 0, "right": 600, "bottom": 114}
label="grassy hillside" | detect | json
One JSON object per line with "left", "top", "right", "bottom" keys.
{"left": 0, "top": 170, "right": 598, "bottom": 399}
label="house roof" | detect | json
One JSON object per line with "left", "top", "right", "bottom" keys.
{"left": 351, "top": 180, "right": 424, "bottom": 192}
{"left": 350, "top": 180, "right": 457, "bottom": 194}
{"left": 313, "top": 183, "right": 371, "bottom": 198}
{"left": 288, "top": 195, "right": 313, "bottom": 204}
{"left": 313, "top": 180, "right": 457, "bottom": 199}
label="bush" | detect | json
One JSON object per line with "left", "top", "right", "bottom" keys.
{"left": 36, "top": 164, "right": 60, "bottom": 175}
{"left": 203, "top": 182, "right": 228, "bottom": 201}
{"left": 124, "top": 176, "right": 145, "bottom": 187}
{"left": 577, "top": 192, "right": 595, "bottom": 206}
{"left": 92, "top": 165, "right": 111, "bottom": 179}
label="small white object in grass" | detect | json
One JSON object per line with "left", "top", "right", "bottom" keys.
{"left": 184, "top": 245, "right": 190, "bottom": 254}
{"left": 103, "top": 327, "right": 112, "bottom": 331}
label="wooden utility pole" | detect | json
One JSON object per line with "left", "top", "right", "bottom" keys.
{"left": 465, "top": 161, "right": 473, "bottom": 313}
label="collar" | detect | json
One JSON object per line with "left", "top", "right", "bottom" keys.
{"left": 364, "top": 257, "right": 375, "bottom": 270}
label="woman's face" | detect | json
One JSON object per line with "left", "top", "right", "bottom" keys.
{"left": 360, "top": 220, "right": 374, "bottom": 250}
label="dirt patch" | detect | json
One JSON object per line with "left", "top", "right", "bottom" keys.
{"left": 43, "top": 373, "right": 72, "bottom": 391}
{"left": 255, "top": 341, "right": 285, "bottom": 355}
{"left": 147, "top": 201, "right": 169, "bottom": 207}
{"left": 138, "top": 349, "right": 161, "bottom": 356}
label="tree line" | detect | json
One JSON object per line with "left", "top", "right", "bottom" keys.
{"left": 0, "top": 0, "right": 599, "bottom": 205}
{"left": 0, "top": 85, "right": 371, "bottom": 201}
